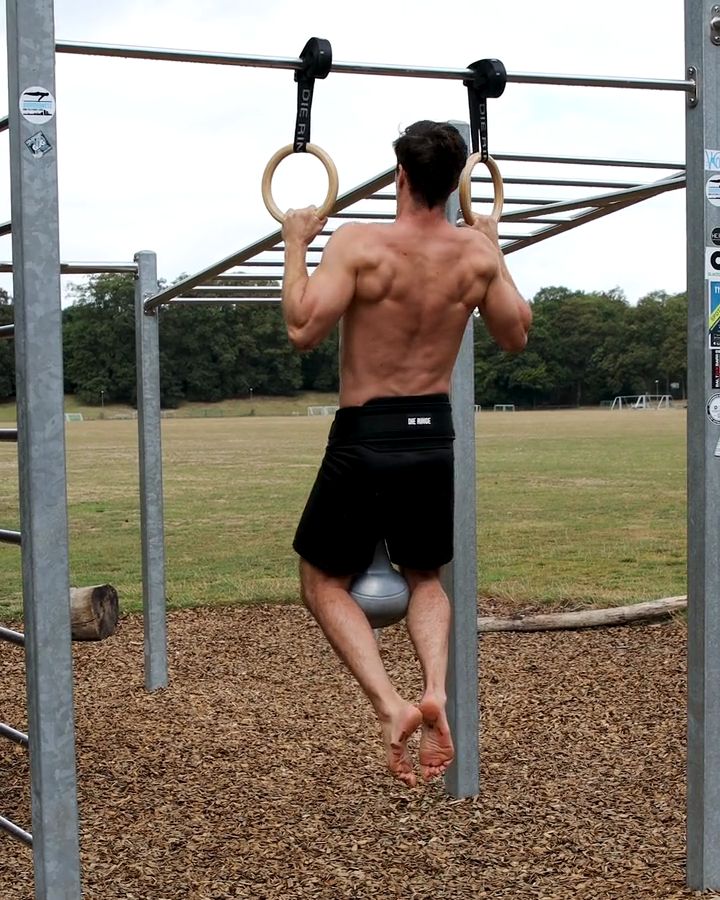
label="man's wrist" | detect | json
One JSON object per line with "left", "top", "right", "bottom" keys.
{"left": 284, "top": 234, "right": 311, "bottom": 252}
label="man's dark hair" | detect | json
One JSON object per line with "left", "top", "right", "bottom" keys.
{"left": 393, "top": 121, "right": 468, "bottom": 209}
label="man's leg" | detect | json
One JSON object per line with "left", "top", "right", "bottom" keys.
{"left": 300, "top": 558, "right": 422, "bottom": 787}
{"left": 403, "top": 569, "right": 455, "bottom": 781}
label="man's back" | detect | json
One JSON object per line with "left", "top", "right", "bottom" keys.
{"left": 280, "top": 125, "right": 530, "bottom": 405}
{"left": 337, "top": 216, "right": 494, "bottom": 406}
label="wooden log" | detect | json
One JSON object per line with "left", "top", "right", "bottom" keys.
{"left": 477, "top": 596, "right": 687, "bottom": 634}
{"left": 70, "top": 584, "right": 119, "bottom": 641}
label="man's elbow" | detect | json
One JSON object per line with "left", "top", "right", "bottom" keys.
{"left": 502, "top": 306, "right": 532, "bottom": 352}
{"left": 498, "top": 327, "right": 529, "bottom": 353}
{"left": 287, "top": 324, "right": 320, "bottom": 352}
{"left": 499, "top": 335, "right": 528, "bottom": 353}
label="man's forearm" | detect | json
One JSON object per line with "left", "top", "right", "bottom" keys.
{"left": 496, "top": 247, "right": 532, "bottom": 333}
{"left": 282, "top": 239, "right": 311, "bottom": 330}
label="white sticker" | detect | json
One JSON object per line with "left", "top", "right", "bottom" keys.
{"left": 706, "top": 149, "right": 720, "bottom": 171}
{"left": 707, "top": 176, "right": 720, "bottom": 207}
{"left": 707, "top": 248, "right": 720, "bottom": 276}
{"left": 19, "top": 86, "right": 55, "bottom": 124}
{"left": 708, "top": 394, "right": 720, "bottom": 424}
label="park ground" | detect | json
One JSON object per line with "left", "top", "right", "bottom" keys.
{"left": 0, "top": 404, "right": 707, "bottom": 898}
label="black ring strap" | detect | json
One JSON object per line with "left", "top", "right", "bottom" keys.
{"left": 463, "top": 58, "right": 507, "bottom": 160}
{"left": 294, "top": 37, "right": 332, "bottom": 153}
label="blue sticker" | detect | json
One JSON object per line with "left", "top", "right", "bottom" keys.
{"left": 707, "top": 149, "right": 720, "bottom": 171}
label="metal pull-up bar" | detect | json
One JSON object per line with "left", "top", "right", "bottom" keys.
{"left": 55, "top": 40, "right": 696, "bottom": 95}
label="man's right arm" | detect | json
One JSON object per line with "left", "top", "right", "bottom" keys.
{"left": 471, "top": 217, "right": 532, "bottom": 352}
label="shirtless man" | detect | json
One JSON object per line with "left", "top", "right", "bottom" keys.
{"left": 281, "top": 120, "right": 531, "bottom": 787}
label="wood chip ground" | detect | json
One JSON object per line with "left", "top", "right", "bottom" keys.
{"left": 0, "top": 605, "right": 713, "bottom": 899}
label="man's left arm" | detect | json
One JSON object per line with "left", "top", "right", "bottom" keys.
{"left": 282, "top": 208, "right": 357, "bottom": 351}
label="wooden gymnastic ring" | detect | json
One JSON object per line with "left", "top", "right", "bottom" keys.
{"left": 261, "top": 143, "right": 339, "bottom": 224}
{"left": 459, "top": 153, "right": 504, "bottom": 224}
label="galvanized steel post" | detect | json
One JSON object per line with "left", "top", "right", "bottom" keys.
{"left": 442, "top": 121, "right": 480, "bottom": 798}
{"left": 135, "top": 251, "right": 168, "bottom": 690}
{"left": 6, "top": 0, "right": 82, "bottom": 895}
{"left": 686, "top": 0, "right": 720, "bottom": 889}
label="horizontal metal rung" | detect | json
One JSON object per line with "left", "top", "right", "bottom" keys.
{"left": 0, "top": 722, "right": 28, "bottom": 747}
{"left": 170, "top": 297, "right": 281, "bottom": 305}
{"left": 184, "top": 287, "right": 282, "bottom": 298}
{"left": 0, "top": 529, "right": 21, "bottom": 545}
{"left": 0, "top": 815, "right": 32, "bottom": 846}
{"left": 0, "top": 429, "right": 18, "bottom": 441}
{"left": 54, "top": 41, "right": 694, "bottom": 94}
{"left": 0, "top": 325, "right": 14, "bottom": 339}
{"left": 0, "top": 625, "right": 24, "bottom": 646}
{"left": 0, "top": 262, "right": 137, "bottom": 275}
{"left": 209, "top": 275, "right": 281, "bottom": 285}
{"left": 274, "top": 245, "right": 324, "bottom": 253}
{"left": 492, "top": 152, "right": 685, "bottom": 170}
{"left": 239, "top": 261, "right": 319, "bottom": 268}
{"left": 374, "top": 177, "right": 643, "bottom": 197}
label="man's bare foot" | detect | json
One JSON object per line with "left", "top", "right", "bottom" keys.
{"left": 379, "top": 703, "right": 423, "bottom": 788}
{"left": 418, "top": 696, "right": 455, "bottom": 782}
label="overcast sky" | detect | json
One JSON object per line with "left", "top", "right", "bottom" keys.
{"left": 0, "top": 0, "right": 689, "bottom": 304}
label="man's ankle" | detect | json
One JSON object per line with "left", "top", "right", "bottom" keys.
{"left": 375, "top": 693, "right": 411, "bottom": 723}
{"left": 420, "top": 691, "right": 447, "bottom": 710}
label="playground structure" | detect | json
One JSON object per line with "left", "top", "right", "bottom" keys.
{"left": 2, "top": 0, "right": 720, "bottom": 896}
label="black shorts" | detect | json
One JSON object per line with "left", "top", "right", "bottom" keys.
{"left": 293, "top": 394, "right": 455, "bottom": 576}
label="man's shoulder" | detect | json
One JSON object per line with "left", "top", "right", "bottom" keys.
{"left": 328, "top": 222, "right": 392, "bottom": 257}
{"left": 333, "top": 221, "right": 391, "bottom": 239}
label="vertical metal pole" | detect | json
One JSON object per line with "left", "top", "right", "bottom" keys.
{"left": 686, "top": 0, "right": 720, "bottom": 889}
{"left": 6, "top": 0, "right": 82, "bottom": 896}
{"left": 442, "top": 121, "right": 480, "bottom": 798}
{"left": 134, "top": 251, "right": 168, "bottom": 690}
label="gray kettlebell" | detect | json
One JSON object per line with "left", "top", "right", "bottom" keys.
{"left": 350, "top": 540, "right": 409, "bottom": 629}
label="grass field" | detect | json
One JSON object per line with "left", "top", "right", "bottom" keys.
{"left": 0, "top": 406, "right": 687, "bottom": 621}
{"left": 0, "top": 392, "right": 341, "bottom": 422}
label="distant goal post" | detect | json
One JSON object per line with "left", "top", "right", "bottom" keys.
{"left": 610, "top": 394, "right": 672, "bottom": 410}
{"left": 493, "top": 404, "right": 516, "bottom": 412}
{"left": 306, "top": 405, "right": 339, "bottom": 416}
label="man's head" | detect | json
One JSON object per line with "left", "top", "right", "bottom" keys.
{"left": 393, "top": 121, "right": 468, "bottom": 210}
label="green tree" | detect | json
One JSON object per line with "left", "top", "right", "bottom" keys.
{"left": 234, "top": 305, "right": 302, "bottom": 395}
{"left": 159, "top": 302, "right": 302, "bottom": 400}
{"left": 159, "top": 304, "right": 242, "bottom": 403}
{"left": 300, "top": 328, "right": 339, "bottom": 392}
{"left": 0, "top": 290, "right": 15, "bottom": 401}
{"left": 63, "top": 274, "right": 136, "bottom": 405}
{"left": 531, "top": 286, "right": 630, "bottom": 406}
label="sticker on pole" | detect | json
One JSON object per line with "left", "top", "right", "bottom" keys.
{"left": 707, "top": 176, "right": 720, "bottom": 207}
{"left": 709, "top": 280, "right": 720, "bottom": 347}
{"left": 708, "top": 394, "right": 720, "bottom": 425}
{"left": 19, "top": 86, "right": 55, "bottom": 124}
{"left": 24, "top": 132, "right": 52, "bottom": 159}
{"left": 707, "top": 248, "right": 720, "bottom": 276}
{"left": 707, "top": 149, "right": 720, "bottom": 171}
